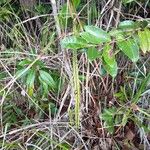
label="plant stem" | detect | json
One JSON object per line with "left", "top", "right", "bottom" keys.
{"left": 72, "top": 50, "right": 80, "bottom": 128}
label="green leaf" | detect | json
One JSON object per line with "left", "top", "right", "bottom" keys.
{"left": 122, "top": 114, "right": 128, "bottom": 126}
{"left": 71, "top": 0, "right": 80, "bottom": 8}
{"left": 49, "top": 102, "right": 58, "bottom": 115}
{"left": 58, "top": 4, "right": 71, "bottom": 28}
{"left": 109, "top": 29, "right": 124, "bottom": 37}
{"left": 138, "top": 28, "right": 150, "bottom": 54}
{"left": 15, "top": 68, "right": 29, "bottom": 79}
{"left": 87, "top": 47, "right": 100, "bottom": 61}
{"left": 0, "top": 8, "right": 11, "bottom": 21}
{"left": 102, "top": 45, "right": 116, "bottom": 67}
{"left": 61, "top": 36, "right": 87, "bottom": 49}
{"left": 118, "top": 20, "right": 136, "bottom": 30}
{"left": 117, "top": 38, "right": 139, "bottom": 62}
{"left": 101, "top": 108, "right": 117, "bottom": 134}
{"left": 133, "top": 72, "right": 150, "bottom": 103}
{"left": 102, "top": 59, "right": 118, "bottom": 78}
{"left": 0, "top": 72, "right": 7, "bottom": 80}
{"left": 135, "top": 20, "right": 149, "bottom": 29}
{"left": 80, "top": 32, "right": 102, "bottom": 44}
{"left": 114, "top": 90, "right": 126, "bottom": 103}
{"left": 39, "top": 70, "right": 56, "bottom": 89}
{"left": 26, "top": 69, "right": 36, "bottom": 86}
{"left": 84, "top": 25, "right": 111, "bottom": 43}
{"left": 79, "top": 75, "right": 86, "bottom": 81}
{"left": 100, "top": 65, "right": 107, "bottom": 76}
{"left": 26, "top": 69, "right": 36, "bottom": 96}
{"left": 35, "top": 60, "right": 45, "bottom": 68}
{"left": 18, "top": 59, "right": 31, "bottom": 66}
{"left": 39, "top": 77, "right": 49, "bottom": 95}
{"left": 102, "top": 45, "right": 118, "bottom": 77}
{"left": 59, "top": 4, "right": 69, "bottom": 17}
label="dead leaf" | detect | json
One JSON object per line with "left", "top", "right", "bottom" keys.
{"left": 131, "top": 103, "right": 139, "bottom": 111}
{"left": 126, "top": 129, "right": 135, "bottom": 141}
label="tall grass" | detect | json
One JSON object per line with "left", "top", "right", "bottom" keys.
{"left": 0, "top": 0, "right": 150, "bottom": 149}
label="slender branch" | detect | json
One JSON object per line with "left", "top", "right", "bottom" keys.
{"left": 51, "top": 0, "right": 62, "bottom": 42}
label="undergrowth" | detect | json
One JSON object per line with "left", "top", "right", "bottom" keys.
{"left": 0, "top": 0, "right": 150, "bottom": 149}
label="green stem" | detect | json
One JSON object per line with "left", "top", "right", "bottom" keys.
{"left": 72, "top": 50, "right": 80, "bottom": 128}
